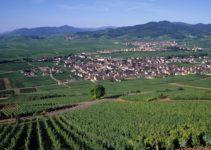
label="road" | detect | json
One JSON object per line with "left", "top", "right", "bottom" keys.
{"left": 0, "top": 98, "right": 116, "bottom": 124}
{"left": 49, "top": 69, "right": 71, "bottom": 88}
{"left": 49, "top": 69, "right": 60, "bottom": 83}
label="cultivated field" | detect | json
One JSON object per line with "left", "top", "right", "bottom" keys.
{"left": 0, "top": 37, "right": 127, "bottom": 61}
{"left": 0, "top": 38, "right": 211, "bottom": 149}
{"left": 0, "top": 100, "right": 210, "bottom": 149}
{"left": 0, "top": 71, "right": 211, "bottom": 149}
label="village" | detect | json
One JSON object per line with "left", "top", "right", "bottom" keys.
{"left": 125, "top": 41, "right": 203, "bottom": 52}
{"left": 20, "top": 53, "right": 211, "bottom": 82}
{"left": 19, "top": 40, "right": 208, "bottom": 82}
{"left": 64, "top": 54, "right": 211, "bottom": 82}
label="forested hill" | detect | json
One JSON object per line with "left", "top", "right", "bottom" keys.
{"left": 3, "top": 25, "right": 116, "bottom": 37}
{"left": 3, "top": 21, "right": 211, "bottom": 39}
{"left": 78, "top": 21, "right": 211, "bottom": 39}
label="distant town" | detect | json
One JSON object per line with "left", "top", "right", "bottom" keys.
{"left": 21, "top": 41, "right": 210, "bottom": 83}
{"left": 84, "top": 41, "right": 203, "bottom": 56}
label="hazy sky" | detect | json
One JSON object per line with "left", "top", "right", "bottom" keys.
{"left": 0, "top": 0, "right": 211, "bottom": 32}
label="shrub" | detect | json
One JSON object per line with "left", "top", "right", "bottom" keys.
{"left": 90, "top": 84, "right": 105, "bottom": 99}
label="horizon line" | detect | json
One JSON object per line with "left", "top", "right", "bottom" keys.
{"left": 1, "top": 20, "right": 211, "bottom": 34}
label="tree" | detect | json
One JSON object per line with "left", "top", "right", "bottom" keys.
{"left": 90, "top": 84, "right": 105, "bottom": 99}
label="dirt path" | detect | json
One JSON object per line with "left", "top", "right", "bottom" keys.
{"left": 49, "top": 70, "right": 60, "bottom": 83}
{"left": 169, "top": 83, "right": 211, "bottom": 90}
{"left": 47, "top": 98, "right": 114, "bottom": 116}
{"left": 158, "top": 97, "right": 172, "bottom": 102}
{"left": 50, "top": 70, "right": 71, "bottom": 88}
{"left": 0, "top": 98, "right": 116, "bottom": 124}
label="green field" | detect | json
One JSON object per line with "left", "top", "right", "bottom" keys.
{"left": 1, "top": 36, "right": 211, "bottom": 61}
{"left": 99, "top": 50, "right": 210, "bottom": 59}
{"left": 0, "top": 80, "right": 94, "bottom": 117}
{"left": 0, "top": 36, "right": 127, "bottom": 61}
{"left": 0, "top": 70, "right": 211, "bottom": 150}
{"left": 0, "top": 37, "right": 211, "bottom": 149}
{"left": 0, "top": 73, "right": 211, "bottom": 118}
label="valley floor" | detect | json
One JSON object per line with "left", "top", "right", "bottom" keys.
{"left": 0, "top": 60, "right": 211, "bottom": 149}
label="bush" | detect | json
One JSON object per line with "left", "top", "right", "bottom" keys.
{"left": 90, "top": 84, "right": 105, "bottom": 99}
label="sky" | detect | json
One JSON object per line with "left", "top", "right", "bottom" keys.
{"left": 0, "top": 0, "right": 211, "bottom": 32}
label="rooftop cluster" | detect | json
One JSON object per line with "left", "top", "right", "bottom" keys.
{"left": 64, "top": 55, "right": 211, "bottom": 82}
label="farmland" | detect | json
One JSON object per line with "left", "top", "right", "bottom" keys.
{"left": 99, "top": 50, "right": 210, "bottom": 59}
{"left": 0, "top": 75, "right": 211, "bottom": 149}
{"left": 0, "top": 37, "right": 211, "bottom": 149}
{"left": 0, "top": 69, "right": 211, "bottom": 149}
{"left": 2, "top": 0, "right": 211, "bottom": 148}
{"left": 1, "top": 70, "right": 211, "bottom": 117}
{"left": 0, "top": 101, "right": 210, "bottom": 149}
{"left": 0, "top": 36, "right": 127, "bottom": 61}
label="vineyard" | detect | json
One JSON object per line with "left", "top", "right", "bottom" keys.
{"left": 0, "top": 100, "right": 210, "bottom": 150}
{"left": 0, "top": 117, "right": 104, "bottom": 149}
{"left": 0, "top": 80, "right": 93, "bottom": 118}
{"left": 0, "top": 73, "right": 211, "bottom": 149}
{"left": 0, "top": 19, "right": 211, "bottom": 150}
{"left": 62, "top": 101, "right": 211, "bottom": 149}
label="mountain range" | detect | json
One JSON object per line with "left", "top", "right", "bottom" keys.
{"left": 3, "top": 21, "right": 211, "bottom": 39}
{"left": 3, "top": 25, "right": 116, "bottom": 37}
{"left": 81, "top": 21, "right": 211, "bottom": 39}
